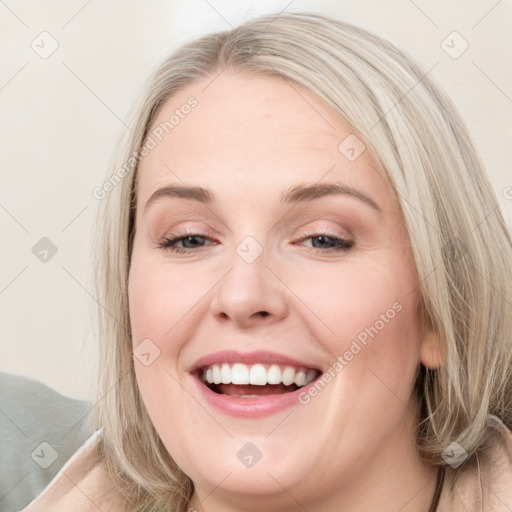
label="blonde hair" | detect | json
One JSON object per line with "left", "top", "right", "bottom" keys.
{"left": 91, "top": 11, "right": 512, "bottom": 511}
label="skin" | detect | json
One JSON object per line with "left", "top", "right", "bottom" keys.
{"left": 128, "top": 70, "right": 443, "bottom": 512}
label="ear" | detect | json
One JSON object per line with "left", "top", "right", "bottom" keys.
{"left": 420, "top": 330, "right": 444, "bottom": 369}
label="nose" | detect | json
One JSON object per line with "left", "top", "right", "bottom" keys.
{"left": 209, "top": 245, "right": 289, "bottom": 329}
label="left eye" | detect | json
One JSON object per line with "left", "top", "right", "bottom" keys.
{"left": 299, "top": 234, "right": 354, "bottom": 252}
{"left": 157, "top": 233, "right": 354, "bottom": 254}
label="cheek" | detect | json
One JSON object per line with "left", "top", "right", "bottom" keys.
{"left": 127, "top": 251, "right": 186, "bottom": 406}
{"left": 290, "top": 259, "right": 422, "bottom": 442}
{"left": 289, "top": 256, "right": 421, "bottom": 374}
{"left": 128, "top": 257, "right": 198, "bottom": 445}
{"left": 128, "top": 250, "right": 214, "bottom": 349}
{"left": 128, "top": 271, "right": 169, "bottom": 346}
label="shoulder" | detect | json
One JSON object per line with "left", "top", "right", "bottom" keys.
{"left": 438, "top": 415, "right": 512, "bottom": 512}
{"left": 23, "top": 430, "right": 129, "bottom": 512}
{"left": 0, "top": 372, "right": 96, "bottom": 511}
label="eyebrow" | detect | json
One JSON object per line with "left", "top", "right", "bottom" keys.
{"left": 143, "top": 182, "right": 382, "bottom": 213}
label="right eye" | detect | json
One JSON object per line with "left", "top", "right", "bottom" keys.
{"left": 157, "top": 231, "right": 217, "bottom": 253}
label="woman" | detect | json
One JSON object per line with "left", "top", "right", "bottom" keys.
{"left": 24, "top": 11, "right": 512, "bottom": 512}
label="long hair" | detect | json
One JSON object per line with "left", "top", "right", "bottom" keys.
{"left": 91, "top": 11, "right": 512, "bottom": 511}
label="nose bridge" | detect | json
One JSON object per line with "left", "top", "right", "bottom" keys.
{"left": 209, "top": 233, "right": 288, "bottom": 326}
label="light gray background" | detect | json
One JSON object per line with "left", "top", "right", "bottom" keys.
{"left": 1, "top": 0, "right": 511, "bottom": 402}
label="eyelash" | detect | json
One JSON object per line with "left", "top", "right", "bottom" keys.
{"left": 156, "top": 229, "right": 354, "bottom": 254}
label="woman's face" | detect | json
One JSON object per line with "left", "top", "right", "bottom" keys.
{"left": 129, "top": 71, "right": 438, "bottom": 510}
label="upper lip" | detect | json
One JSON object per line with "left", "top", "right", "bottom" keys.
{"left": 189, "top": 350, "right": 322, "bottom": 373}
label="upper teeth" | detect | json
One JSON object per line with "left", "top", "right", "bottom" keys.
{"left": 201, "top": 363, "right": 318, "bottom": 387}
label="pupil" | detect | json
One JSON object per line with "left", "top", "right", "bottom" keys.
{"left": 183, "top": 236, "right": 203, "bottom": 248}
{"left": 313, "top": 235, "right": 333, "bottom": 248}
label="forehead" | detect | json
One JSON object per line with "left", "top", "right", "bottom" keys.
{"left": 136, "top": 70, "right": 392, "bottom": 209}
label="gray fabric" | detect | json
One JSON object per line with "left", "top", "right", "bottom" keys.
{"left": 0, "top": 372, "right": 96, "bottom": 512}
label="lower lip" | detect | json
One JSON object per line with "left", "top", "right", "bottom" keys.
{"left": 191, "top": 373, "right": 321, "bottom": 418}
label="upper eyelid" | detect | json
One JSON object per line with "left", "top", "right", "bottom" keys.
{"left": 157, "top": 214, "right": 354, "bottom": 232}
{"left": 146, "top": 200, "right": 366, "bottom": 226}
{"left": 165, "top": 224, "right": 351, "bottom": 237}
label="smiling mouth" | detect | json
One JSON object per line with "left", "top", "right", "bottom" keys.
{"left": 197, "top": 363, "right": 322, "bottom": 397}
